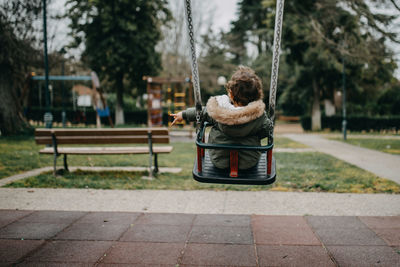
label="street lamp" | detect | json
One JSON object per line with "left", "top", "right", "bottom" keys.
{"left": 217, "top": 76, "right": 227, "bottom": 95}
{"left": 59, "top": 47, "right": 67, "bottom": 127}
{"left": 42, "top": 0, "right": 52, "bottom": 128}
{"left": 333, "top": 27, "right": 347, "bottom": 140}
{"left": 217, "top": 76, "right": 227, "bottom": 86}
{"left": 342, "top": 56, "right": 347, "bottom": 141}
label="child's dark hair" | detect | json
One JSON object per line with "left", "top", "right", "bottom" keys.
{"left": 226, "top": 66, "right": 263, "bottom": 106}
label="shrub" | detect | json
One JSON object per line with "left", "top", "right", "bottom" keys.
{"left": 301, "top": 115, "right": 400, "bottom": 133}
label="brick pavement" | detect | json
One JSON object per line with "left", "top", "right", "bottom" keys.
{"left": 0, "top": 210, "right": 399, "bottom": 266}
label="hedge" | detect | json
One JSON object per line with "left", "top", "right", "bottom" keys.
{"left": 301, "top": 115, "right": 400, "bottom": 132}
{"left": 25, "top": 107, "right": 171, "bottom": 126}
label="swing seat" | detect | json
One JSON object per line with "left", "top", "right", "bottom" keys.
{"left": 192, "top": 123, "right": 276, "bottom": 185}
{"left": 193, "top": 151, "right": 276, "bottom": 185}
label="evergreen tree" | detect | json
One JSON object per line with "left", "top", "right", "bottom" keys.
{"left": 66, "top": 0, "right": 171, "bottom": 125}
{"left": 227, "top": 0, "right": 399, "bottom": 129}
{"left": 268, "top": 0, "right": 399, "bottom": 129}
{"left": 228, "top": 0, "right": 273, "bottom": 64}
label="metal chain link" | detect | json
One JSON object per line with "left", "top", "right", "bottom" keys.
{"left": 184, "top": 0, "right": 202, "bottom": 124}
{"left": 268, "top": 0, "right": 285, "bottom": 145}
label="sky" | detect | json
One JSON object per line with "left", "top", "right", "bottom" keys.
{"left": 212, "top": 0, "right": 239, "bottom": 32}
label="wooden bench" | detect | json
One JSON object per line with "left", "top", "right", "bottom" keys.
{"left": 35, "top": 128, "right": 173, "bottom": 176}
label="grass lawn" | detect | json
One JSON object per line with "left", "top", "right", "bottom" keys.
{"left": 329, "top": 137, "right": 400, "bottom": 155}
{"left": 1, "top": 135, "right": 399, "bottom": 193}
{"left": 0, "top": 136, "right": 48, "bottom": 179}
{"left": 265, "top": 136, "right": 308, "bottom": 148}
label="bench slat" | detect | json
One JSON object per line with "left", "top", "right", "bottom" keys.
{"left": 39, "top": 146, "right": 173, "bottom": 155}
{"left": 35, "top": 128, "right": 169, "bottom": 137}
{"left": 35, "top": 136, "right": 169, "bottom": 145}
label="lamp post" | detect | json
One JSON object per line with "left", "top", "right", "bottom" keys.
{"left": 342, "top": 57, "right": 347, "bottom": 141}
{"left": 333, "top": 26, "right": 347, "bottom": 141}
{"left": 42, "top": 0, "right": 52, "bottom": 128}
{"left": 217, "top": 76, "right": 227, "bottom": 94}
{"left": 59, "top": 48, "right": 67, "bottom": 127}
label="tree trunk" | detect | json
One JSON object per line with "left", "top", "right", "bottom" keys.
{"left": 311, "top": 78, "right": 321, "bottom": 131}
{"left": 0, "top": 75, "right": 32, "bottom": 136}
{"left": 115, "top": 72, "right": 125, "bottom": 125}
{"left": 257, "top": 35, "right": 263, "bottom": 55}
{"left": 324, "top": 99, "right": 336, "bottom": 116}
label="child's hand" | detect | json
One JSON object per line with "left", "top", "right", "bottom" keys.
{"left": 170, "top": 112, "right": 183, "bottom": 126}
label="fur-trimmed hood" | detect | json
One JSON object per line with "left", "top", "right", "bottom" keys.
{"left": 206, "top": 95, "right": 265, "bottom": 125}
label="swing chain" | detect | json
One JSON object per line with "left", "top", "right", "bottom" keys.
{"left": 268, "top": 0, "right": 285, "bottom": 144}
{"left": 184, "top": 0, "right": 202, "bottom": 126}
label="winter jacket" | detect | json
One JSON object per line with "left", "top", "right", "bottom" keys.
{"left": 183, "top": 95, "right": 272, "bottom": 169}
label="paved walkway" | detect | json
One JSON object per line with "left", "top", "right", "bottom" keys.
{"left": 0, "top": 188, "right": 399, "bottom": 216}
{"left": 0, "top": 210, "right": 399, "bottom": 266}
{"left": 284, "top": 133, "right": 400, "bottom": 184}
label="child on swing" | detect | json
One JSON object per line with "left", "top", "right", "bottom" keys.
{"left": 171, "top": 66, "right": 272, "bottom": 170}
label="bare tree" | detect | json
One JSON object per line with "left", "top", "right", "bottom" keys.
{"left": 157, "top": 0, "right": 216, "bottom": 77}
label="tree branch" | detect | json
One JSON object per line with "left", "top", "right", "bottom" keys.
{"left": 390, "top": 0, "right": 400, "bottom": 11}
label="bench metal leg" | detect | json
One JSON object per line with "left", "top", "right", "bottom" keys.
{"left": 147, "top": 131, "right": 155, "bottom": 178}
{"left": 53, "top": 153, "right": 57, "bottom": 176}
{"left": 148, "top": 151, "right": 154, "bottom": 178}
{"left": 154, "top": 153, "right": 159, "bottom": 174}
{"left": 63, "top": 154, "right": 69, "bottom": 172}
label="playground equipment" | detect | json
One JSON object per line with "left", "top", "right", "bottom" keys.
{"left": 143, "top": 76, "right": 193, "bottom": 127}
{"left": 31, "top": 72, "right": 113, "bottom": 127}
{"left": 184, "top": 0, "right": 285, "bottom": 185}
{"left": 168, "top": 77, "right": 192, "bottom": 127}
{"left": 31, "top": 75, "right": 92, "bottom": 125}
{"left": 91, "top": 71, "right": 114, "bottom": 128}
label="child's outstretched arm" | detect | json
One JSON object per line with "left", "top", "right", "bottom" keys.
{"left": 170, "top": 112, "right": 183, "bottom": 126}
{"left": 170, "top": 107, "right": 215, "bottom": 126}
